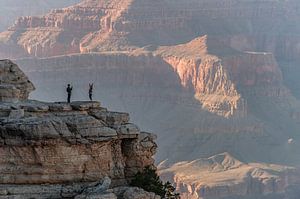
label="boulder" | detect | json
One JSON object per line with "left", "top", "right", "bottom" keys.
{"left": 0, "top": 60, "right": 34, "bottom": 101}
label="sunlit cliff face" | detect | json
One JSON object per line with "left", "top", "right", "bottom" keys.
{"left": 0, "top": 0, "right": 81, "bottom": 31}
{"left": 1, "top": 0, "right": 300, "bottom": 59}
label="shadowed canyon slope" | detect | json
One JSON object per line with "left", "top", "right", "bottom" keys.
{"left": 1, "top": 0, "right": 300, "bottom": 198}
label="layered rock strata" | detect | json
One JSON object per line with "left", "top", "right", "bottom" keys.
{"left": 156, "top": 36, "right": 246, "bottom": 117}
{"left": 0, "top": 59, "right": 158, "bottom": 198}
{"left": 0, "top": 0, "right": 81, "bottom": 31}
{"left": 1, "top": 0, "right": 300, "bottom": 59}
{"left": 159, "top": 153, "right": 300, "bottom": 199}
{"left": 15, "top": 50, "right": 300, "bottom": 198}
{"left": 1, "top": 0, "right": 300, "bottom": 198}
{"left": 0, "top": 0, "right": 299, "bottom": 119}
{"left": 16, "top": 51, "right": 300, "bottom": 162}
{"left": 155, "top": 36, "right": 286, "bottom": 117}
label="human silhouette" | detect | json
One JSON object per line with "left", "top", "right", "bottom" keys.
{"left": 66, "top": 84, "right": 73, "bottom": 103}
{"left": 89, "top": 83, "right": 94, "bottom": 101}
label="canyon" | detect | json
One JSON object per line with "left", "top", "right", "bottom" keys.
{"left": 1, "top": 0, "right": 300, "bottom": 198}
{"left": 15, "top": 50, "right": 300, "bottom": 198}
{"left": 1, "top": 0, "right": 300, "bottom": 60}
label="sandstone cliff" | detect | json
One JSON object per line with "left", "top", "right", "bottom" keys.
{"left": 155, "top": 36, "right": 245, "bottom": 117}
{"left": 0, "top": 59, "right": 159, "bottom": 199}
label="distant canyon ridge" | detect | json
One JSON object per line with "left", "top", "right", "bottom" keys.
{"left": 1, "top": 0, "right": 300, "bottom": 198}
{"left": 0, "top": 0, "right": 81, "bottom": 31}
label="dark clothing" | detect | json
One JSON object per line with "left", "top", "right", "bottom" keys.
{"left": 89, "top": 89, "right": 93, "bottom": 101}
{"left": 89, "top": 84, "right": 93, "bottom": 101}
{"left": 67, "top": 86, "right": 73, "bottom": 103}
{"left": 67, "top": 93, "right": 71, "bottom": 103}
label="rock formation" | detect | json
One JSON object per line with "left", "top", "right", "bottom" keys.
{"left": 2, "top": 0, "right": 300, "bottom": 198}
{"left": 0, "top": 0, "right": 81, "bottom": 31}
{"left": 159, "top": 153, "right": 300, "bottom": 199}
{"left": 15, "top": 50, "right": 300, "bottom": 198}
{"left": 1, "top": 0, "right": 300, "bottom": 60}
{"left": 0, "top": 0, "right": 297, "bottom": 116}
{"left": 155, "top": 36, "right": 246, "bottom": 117}
{"left": 0, "top": 59, "right": 159, "bottom": 198}
{"left": 0, "top": 59, "right": 34, "bottom": 102}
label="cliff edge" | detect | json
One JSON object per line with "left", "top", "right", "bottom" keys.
{"left": 0, "top": 59, "right": 159, "bottom": 199}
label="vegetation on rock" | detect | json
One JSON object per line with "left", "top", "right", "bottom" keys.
{"left": 131, "top": 166, "right": 180, "bottom": 199}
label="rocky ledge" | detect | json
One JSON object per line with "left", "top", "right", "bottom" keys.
{"left": 0, "top": 60, "right": 159, "bottom": 198}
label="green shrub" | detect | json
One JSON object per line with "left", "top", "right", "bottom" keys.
{"left": 130, "top": 166, "right": 180, "bottom": 199}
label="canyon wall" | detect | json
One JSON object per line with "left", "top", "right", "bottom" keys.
{"left": 0, "top": 0, "right": 81, "bottom": 31}
{"left": 15, "top": 51, "right": 300, "bottom": 164}
{"left": 1, "top": 0, "right": 300, "bottom": 59}
{"left": 15, "top": 50, "right": 300, "bottom": 198}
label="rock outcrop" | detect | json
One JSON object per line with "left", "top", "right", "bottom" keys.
{"left": 0, "top": 59, "right": 34, "bottom": 102}
{"left": 159, "top": 153, "right": 300, "bottom": 199}
{"left": 155, "top": 36, "right": 246, "bottom": 117}
{"left": 0, "top": 60, "right": 159, "bottom": 198}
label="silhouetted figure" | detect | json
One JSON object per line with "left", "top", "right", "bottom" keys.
{"left": 89, "top": 83, "right": 94, "bottom": 101}
{"left": 66, "top": 84, "right": 73, "bottom": 103}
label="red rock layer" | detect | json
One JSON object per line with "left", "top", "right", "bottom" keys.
{"left": 2, "top": 0, "right": 300, "bottom": 59}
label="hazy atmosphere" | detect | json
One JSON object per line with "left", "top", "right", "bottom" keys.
{"left": 0, "top": 0, "right": 300, "bottom": 199}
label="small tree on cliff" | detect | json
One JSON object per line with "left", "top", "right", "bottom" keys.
{"left": 130, "top": 166, "right": 180, "bottom": 199}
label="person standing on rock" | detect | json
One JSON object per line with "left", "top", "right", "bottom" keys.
{"left": 89, "top": 83, "right": 94, "bottom": 101}
{"left": 66, "top": 84, "right": 73, "bottom": 103}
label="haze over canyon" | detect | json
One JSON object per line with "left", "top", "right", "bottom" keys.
{"left": 1, "top": 0, "right": 300, "bottom": 198}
